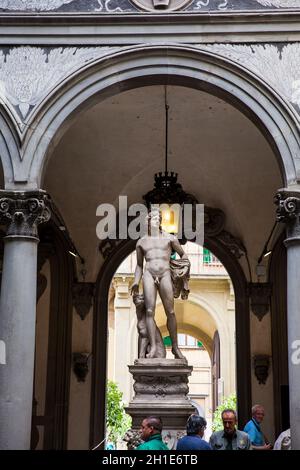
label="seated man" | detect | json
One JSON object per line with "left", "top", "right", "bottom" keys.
{"left": 176, "top": 414, "right": 212, "bottom": 450}
{"left": 210, "top": 409, "right": 251, "bottom": 450}
{"left": 244, "top": 404, "right": 272, "bottom": 450}
{"left": 135, "top": 416, "right": 168, "bottom": 450}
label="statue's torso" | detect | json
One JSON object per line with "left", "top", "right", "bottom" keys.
{"left": 140, "top": 235, "right": 172, "bottom": 277}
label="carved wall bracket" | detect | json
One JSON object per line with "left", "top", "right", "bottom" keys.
{"left": 72, "top": 282, "right": 95, "bottom": 320}
{"left": 72, "top": 353, "right": 91, "bottom": 382}
{"left": 253, "top": 354, "right": 270, "bottom": 385}
{"left": 248, "top": 282, "right": 272, "bottom": 321}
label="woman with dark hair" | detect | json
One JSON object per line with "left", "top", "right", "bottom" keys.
{"left": 176, "top": 414, "right": 212, "bottom": 450}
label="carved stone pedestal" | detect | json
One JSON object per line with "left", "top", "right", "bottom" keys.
{"left": 125, "top": 358, "right": 194, "bottom": 449}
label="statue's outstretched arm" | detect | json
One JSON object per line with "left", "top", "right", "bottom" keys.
{"left": 131, "top": 241, "right": 144, "bottom": 295}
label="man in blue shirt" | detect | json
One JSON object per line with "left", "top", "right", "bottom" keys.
{"left": 244, "top": 404, "right": 272, "bottom": 450}
{"left": 177, "top": 414, "right": 212, "bottom": 450}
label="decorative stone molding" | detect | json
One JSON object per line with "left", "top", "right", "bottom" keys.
{"left": 133, "top": 374, "right": 189, "bottom": 397}
{"left": 131, "top": 0, "right": 191, "bottom": 12}
{"left": 0, "top": 0, "right": 75, "bottom": 10}
{"left": 199, "top": 43, "right": 300, "bottom": 112}
{"left": 126, "top": 358, "right": 194, "bottom": 444}
{"left": 1, "top": 0, "right": 300, "bottom": 12}
{"left": 1, "top": 43, "right": 300, "bottom": 137}
{"left": 255, "top": 0, "right": 300, "bottom": 6}
{"left": 0, "top": 190, "right": 50, "bottom": 239}
{"left": 275, "top": 190, "right": 300, "bottom": 240}
{"left": 204, "top": 206, "right": 225, "bottom": 237}
{"left": 0, "top": 46, "right": 119, "bottom": 121}
{"left": 99, "top": 238, "right": 124, "bottom": 260}
{"left": 253, "top": 354, "right": 270, "bottom": 385}
{"left": 218, "top": 230, "right": 246, "bottom": 259}
{"left": 96, "top": 0, "right": 131, "bottom": 12}
{"left": 72, "top": 282, "right": 95, "bottom": 320}
{"left": 72, "top": 352, "right": 90, "bottom": 382}
{"left": 129, "top": 358, "right": 192, "bottom": 399}
{"left": 248, "top": 282, "right": 272, "bottom": 321}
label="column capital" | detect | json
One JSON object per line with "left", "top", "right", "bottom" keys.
{"left": 0, "top": 190, "right": 51, "bottom": 240}
{"left": 275, "top": 189, "right": 300, "bottom": 244}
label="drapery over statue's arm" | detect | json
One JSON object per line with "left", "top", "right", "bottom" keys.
{"left": 170, "top": 235, "right": 191, "bottom": 300}
{"left": 131, "top": 240, "right": 143, "bottom": 295}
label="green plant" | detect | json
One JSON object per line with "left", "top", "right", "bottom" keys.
{"left": 106, "top": 380, "right": 132, "bottom": 447}
{"left": 212, "top": 393, "right": 237, "bottom": 432}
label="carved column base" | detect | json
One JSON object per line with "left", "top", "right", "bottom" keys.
{"left": 125, "top": 358, "right": 194, "bottom": 449}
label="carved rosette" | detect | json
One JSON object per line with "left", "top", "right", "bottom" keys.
{"left": 0, "top": 191, "right": 51, "bottom": 239}
{"left": 275, "top": 190, "right": 300, "bottom": 241}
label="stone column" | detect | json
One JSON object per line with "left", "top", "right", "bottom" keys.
{"left": 0, "top": 190, "right": 50, "bottom": 450}
{"left": 275, "top": 189, "right": 300, "bottom": 450}
{"left": 113, "top": 276, "right": 133, "bottom": 404}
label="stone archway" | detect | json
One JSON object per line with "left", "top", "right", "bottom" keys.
{"left": 0, "top": 108, "right": 21, "bottom": 187}
{"left": 91, "top": 232, "right": 249, "bottom": 448}
{"left": 1, "top": 43, "right": 297, "bottom": 450}
{"left": 2, "top": 44, "right": 298, "bottom": 188}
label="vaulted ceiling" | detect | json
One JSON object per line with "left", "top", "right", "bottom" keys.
{"left": 44, "top": 85, "right": 282, "bottom": 281}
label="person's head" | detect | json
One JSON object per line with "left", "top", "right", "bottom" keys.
{"left": 222, "top": 409, "right": 237, "bottom": 436}
{"left": 252, "top": 404, "right": 265, "bottom": 423}
{"left": 140, "top": 416, "right": 163, "bottom": 441}
{"left": 186, "top": 414, "right": 207, "bottom": 438}
{"left": 146, "top": 208, "right": 162, "bottom": 234}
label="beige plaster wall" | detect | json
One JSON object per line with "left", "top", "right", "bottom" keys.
{"left": 250, "top": 312, "right": 275, "bottom": 442}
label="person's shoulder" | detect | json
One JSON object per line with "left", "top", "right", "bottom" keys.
{"left": 136, "top": 441, "right": 153, "bottom": 450}
{"left": 209, "top": 430, "right": 223, "bottom": 441}
{"left": 135, "top": 441, "right": 148, "bottom": 450}
{"left": 176, "top": 435, "right": 189, "bottom": 446}
{"left": 211, "top": 430, "right": 223, "bottom": 437}
{"left": 244, "top": 420, "right": 254, "bottom": 430}
{"left": 200, "top": 439, "right": 212, "bottom": 450}
{"left": 237, "top": 429, "right": 251, "bottom": 439}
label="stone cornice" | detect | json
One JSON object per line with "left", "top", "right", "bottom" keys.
{"left": 1, "top": 11, "right": 300, "bottom": 45}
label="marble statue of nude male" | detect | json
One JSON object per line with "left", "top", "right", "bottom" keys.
{"left": 131, "top": 208, "right": 188, "bottom": 360}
